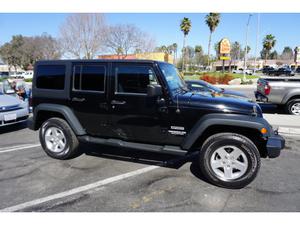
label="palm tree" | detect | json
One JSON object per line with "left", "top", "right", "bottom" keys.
{"left": 263, "top": 34, "right": 276, "bottom": 63}
{"left": 180, "top": 17, "right": 192, "bottom": 71}
{"left": 205, "top": 13, "right": 221, "bottom": 66}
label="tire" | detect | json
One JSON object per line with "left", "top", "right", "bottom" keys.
{"left": 285, "top": 99, "right": 300, "bottom": 115}
{"left": 39, "top": 117, "right": 80, "bottom": 160}
{"left": 198, "top": 132, "right": 261, "bottom": 189}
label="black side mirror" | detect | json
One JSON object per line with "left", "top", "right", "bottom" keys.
{"left": 147, "top": 84, "right": 162, "bottom": 97}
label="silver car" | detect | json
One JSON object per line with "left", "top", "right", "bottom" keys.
{"left": 0, "top": 91, "right": 29, "bottom": 127}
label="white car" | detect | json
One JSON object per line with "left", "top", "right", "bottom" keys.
{"left": 0, "top": 91, "right": 29, "bottom": 127}
{"left": 232, "top": 68, "right": 253, "bottom": 75}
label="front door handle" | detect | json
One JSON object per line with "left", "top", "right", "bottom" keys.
{"left": 111, "top": 100, "right": 126, "bottom": 105}
{"left": 72, "top": 97, "right": 86, "bottom": 102}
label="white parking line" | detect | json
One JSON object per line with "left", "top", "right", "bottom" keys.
{"left": 0, "top": 165, "right": 159, "bottom": 212}
{"left": 0, "top": 144, "right": 41, "bottom": 154}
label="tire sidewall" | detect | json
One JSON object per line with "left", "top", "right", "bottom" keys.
{"left": 39, "top": 119, "right": 73, "bottom": 159}
{"left": 200, "top": 134, "right": 260, "bottom": 189}
{"left": 287, "top": 99, "right": 300, "bottom": 115}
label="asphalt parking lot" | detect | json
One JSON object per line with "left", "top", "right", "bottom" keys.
{"left": 0, "top": 122, "right": 299, "bottom": 212}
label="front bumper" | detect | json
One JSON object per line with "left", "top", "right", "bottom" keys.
{"left": 266, "top": 134, "right": 285, "bottom": 158}
{"left": 0, "top": 107, "right": 29, "bottom": 127}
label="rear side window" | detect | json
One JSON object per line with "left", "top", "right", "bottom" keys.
{"left": 36, "top": 65, "right": 65, "bottom": 90}
{"left": 115, "top": 66, "right": 158, "bottom": 94}
{"left": 73, "top": 65, "right": 105, "bottom": 92}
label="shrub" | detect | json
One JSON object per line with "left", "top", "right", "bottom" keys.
{"left": 200, "top": 73, "right": 234, "bottom": 84}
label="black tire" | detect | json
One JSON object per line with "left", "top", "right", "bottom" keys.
{"left": 285, "top": 99, "right": 300, "bottom": 115}
{"left": 198, "top": 132, "right": 261, "bottom": 189}
{"left": 39, "top": 117, "right": 80, "bottom": 160}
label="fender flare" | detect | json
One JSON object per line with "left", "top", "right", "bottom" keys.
{"left": 281, "top": 90, "right": 300, "bottom": 104}
{"left": 33, "top": 103, "right": 86, "bottom": 135}
{"left": 181, "top": 113, "right": 272, "bottom": 150}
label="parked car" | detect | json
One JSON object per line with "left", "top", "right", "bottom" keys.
{"left": 0, "top": 91, "right": 29, "bottom": 127}
{"left": 264, "top": 67, "right": 295, "bottom": 76}
{"left": 255, "top": 77, "right": 300, "bottom": 115}
{"left": 232, "top": 68, "right": 253, "bottom": 75}
{"left": 28, "top": 59, "right": 284, "bottom": 189}
{"left": 185, "top": 80, "right": 250, "bottom": 100}
{"left": 0, "top": 71, "right": 9, "bottom": 79}
{"left": 295, "top": 67, "right": 300, "bottom": 74}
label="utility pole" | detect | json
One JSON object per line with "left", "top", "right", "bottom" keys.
{"left": 254, "top": 13, "right": 260, "bottom": 75}
{"left": 243, "top": 14, "right": 252, "bottom": 81}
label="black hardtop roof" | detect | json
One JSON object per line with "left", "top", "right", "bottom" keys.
{"left": 36, "top": 59, "right": 171, "bottom": 65}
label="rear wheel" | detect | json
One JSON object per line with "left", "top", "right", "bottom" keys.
{"left": 199, "top": 133, "right": 261, "bottom": 189}
{"left": 39, "top": 117, "right": 80, "bottom": 160}
{"left": 286, "top": 99, "right": 300, "bottom": 115}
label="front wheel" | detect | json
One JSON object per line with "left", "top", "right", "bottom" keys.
{"left": 199, "top": 133, "right": 261, "bottom": 189}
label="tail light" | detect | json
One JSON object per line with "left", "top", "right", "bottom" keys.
{"left": 264, "top": 82, "right": 271, "bottom": 95}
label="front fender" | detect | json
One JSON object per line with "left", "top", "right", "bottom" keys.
{"left": 181, "top": 113, "right": 273, "bottom": 150}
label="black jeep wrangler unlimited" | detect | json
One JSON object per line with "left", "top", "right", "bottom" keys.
{"left": 28, "top": 60, "right": 285, "bottom": 189}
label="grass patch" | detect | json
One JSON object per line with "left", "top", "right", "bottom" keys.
{"left": 184, "top": 72, "right": 259, "bottom": 81}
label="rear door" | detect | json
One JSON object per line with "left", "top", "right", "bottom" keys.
{"left": 70, "top": 62, "right": 110, "bottom": 137}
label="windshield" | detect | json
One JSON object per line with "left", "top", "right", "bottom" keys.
{"left": 159, "top": 63, "right": 186, "bottom": 93}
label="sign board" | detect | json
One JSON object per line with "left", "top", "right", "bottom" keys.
{"left": 295, "top": 46, "right": 300, "bottom": 63}
{"left": 220, "top": 38, "right": 231, "bottom": 54}
{"left": 220, "top": 56, "right": 231, "bottom": 60}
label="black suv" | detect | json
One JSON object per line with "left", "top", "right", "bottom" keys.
{"left": 28, "top": 60, "right": 285, "bottom": 189}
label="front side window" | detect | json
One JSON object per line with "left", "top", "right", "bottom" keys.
{"left": 115, "top": 65, "right": 158, "bottom": 94}
{"left": 73, "top": 65, "right": 105, "bottom": 92}
{"left": 36, "top": 65, "right": 65, "bottom": 90}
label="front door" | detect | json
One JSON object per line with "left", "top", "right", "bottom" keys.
{"left": 108, "top": 63, "right": 169, "bottom": 145}
{"left": 70, "top": 63, "right": 111, "bottom": 137}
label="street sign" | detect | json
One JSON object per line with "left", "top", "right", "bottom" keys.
{"left": 220, "top": 38, "right": 231, "bottom": 54}
{"left": 220, "top": 56, "right": 231, "bottom": 60}
{"left": 295, "top": 46, "right": 300, "bottom": 63}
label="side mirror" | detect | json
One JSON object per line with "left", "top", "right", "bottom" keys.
{"left": 147, "top": 84, "right": 162, "bottom": 97}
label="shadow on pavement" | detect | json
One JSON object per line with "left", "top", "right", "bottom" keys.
{"left": 0, "top": 121, "right": 28, "bottom": 135}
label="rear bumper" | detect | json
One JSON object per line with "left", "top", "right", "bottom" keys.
{"left": 255, "top": 91, "right": 268, "bottom": 102}
{"left": 266, "top": 134, "right": 285, "bottom": 158}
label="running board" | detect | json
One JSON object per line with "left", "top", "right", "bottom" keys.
{"left": 78, "top": 136, "right": 187, "bottom": 156}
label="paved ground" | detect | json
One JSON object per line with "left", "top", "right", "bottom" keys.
{"left": 0, "top": 123, "right": 299, "bottom": 212}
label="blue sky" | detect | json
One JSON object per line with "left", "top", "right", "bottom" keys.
{"left": 0, "top": 13, "right": 299, "bottom": 57}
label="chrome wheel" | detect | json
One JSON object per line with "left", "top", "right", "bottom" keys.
{"left": 44, "top": 127, "right": 67, "bottom": 153}
{"left": 291, "top": 103, "right": 300, "bottom": 115}
{"left": 210, "top": 145, "right": 248, "bottom": 181}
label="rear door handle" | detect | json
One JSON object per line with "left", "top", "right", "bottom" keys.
{"left": 72, "top": 97, "right": 86, "bottom": 102}
{"left": 111, "top": 100, "right": 126, "bottom": 105}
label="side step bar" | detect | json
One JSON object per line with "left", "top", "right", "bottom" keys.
{"left": 78, "top": 136, "right": 188, "bottom": 156}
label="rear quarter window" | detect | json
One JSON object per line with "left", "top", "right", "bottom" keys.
{"left": 36, "top": 65, "right": 65, "bottom": 90}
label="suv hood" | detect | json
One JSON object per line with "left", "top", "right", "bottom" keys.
{"left": 177, "top": 92, "right": 262, "bottom": 117}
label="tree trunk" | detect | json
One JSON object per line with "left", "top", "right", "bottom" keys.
{"left": 182, "top": 35, "right": 186, "bottom": 71}
{"left": 207, "top": 32, "right": 212, "bottom": 67}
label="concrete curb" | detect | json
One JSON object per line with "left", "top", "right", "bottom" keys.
{"left": 277, "top": 127, "right": 300, "bottom": 136}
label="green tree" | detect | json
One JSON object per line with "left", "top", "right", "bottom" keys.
{"left": 205, "top": 13, "right": 221, "bottom": 66}
{"left": 172, "top": 43, "right": 178, "bottom": 63}
{"left": 262, "top": 34, "right": 276, "bottom": 62}
{"left": 281, "top": 46, "right": 293, "bottom": 60}
{"left": 180, "top": 17, "right": 192, "bottom": 71}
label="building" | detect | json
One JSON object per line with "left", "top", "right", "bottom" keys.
{"left": 213, "top": 59, "right": 296, "bottom": 71}
{"left": 98, "top": 52, "right": 174, "bottom": 64}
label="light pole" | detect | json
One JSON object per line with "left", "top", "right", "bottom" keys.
{"left": 243, "top": 14, "right": 252, "bottom": 81}
{"left": 254, "top": 13, "right": 260, "bottom": 75}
